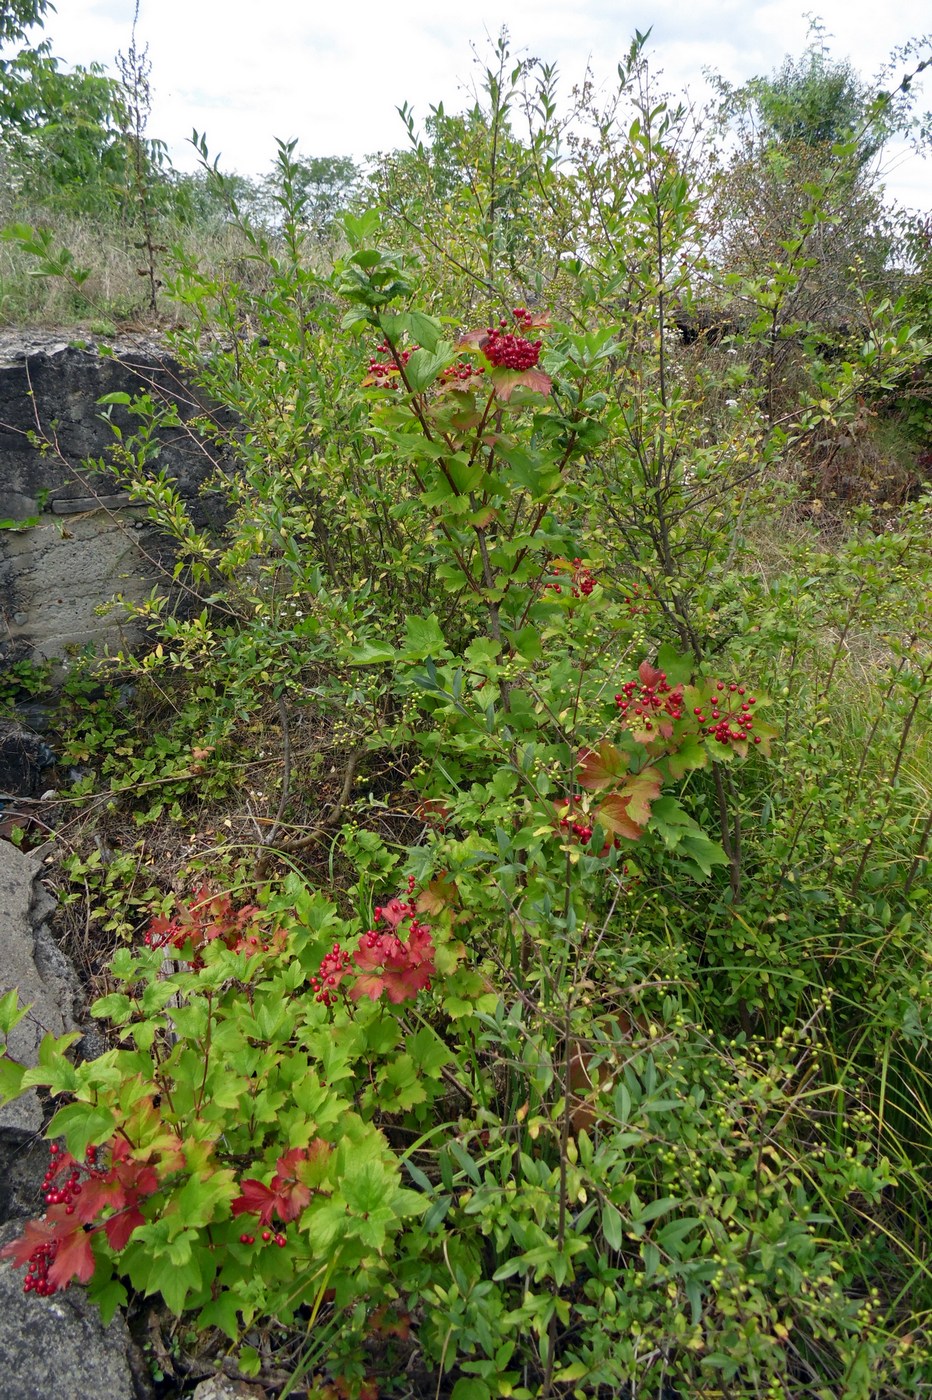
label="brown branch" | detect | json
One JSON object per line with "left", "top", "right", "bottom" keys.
{"left": 265, "top": 747, "right": 366, "bottom": 862}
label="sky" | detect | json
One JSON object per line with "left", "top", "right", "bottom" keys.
{"left": 29, "top": 0, "right": 932, "bottom": 210}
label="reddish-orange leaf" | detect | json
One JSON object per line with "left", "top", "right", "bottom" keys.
{"left": 593, "top": 793, "right": 643, "bottom": 841}
{"left": 47, "top": 1224, "right": 95, "bottom": 1289}
{"left": 0, "top": 1216, "right": 57, "bottom": 1267}
{"left": 416, "top": 873, "right": 457, "bottom": 915}
{"left": 490, "top": 368, "right": 552, "bottom": 401}
{"left": 232, "top": 1178, "right": 280, "bottom": 1226}
{"left": 349, "top": 972, "right": 386, "bottom": 1003}
{"left": 73, "top": 1176, "right": 126, "bottom": 1224}
{"left": 577, "top": 742, "right": 629, "bottom": 791}
{"left": 621, "top": 767, "right": 663, "bottom": 826}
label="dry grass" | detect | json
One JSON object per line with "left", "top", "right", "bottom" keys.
{"left": 0, "top": 202, "right": 341, "bottom": 329}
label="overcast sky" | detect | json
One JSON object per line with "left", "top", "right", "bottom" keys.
{"left": 33, "top": 0, "right": 932, "bottom": 210}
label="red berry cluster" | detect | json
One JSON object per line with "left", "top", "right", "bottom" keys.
{"left": 621, "top": 583, "right": 651, "bottom": 616}
{"left": 544, "top": 558, "right": 595, "bottom": 598}
{"left": 22, "top": 1236, "right": 58, "bottom": 1296}
{"left": 239, "top": 1230, "right": 286, "bottom": 1247}
{"left": 309, "top": 943, "right": 354, "bottom": 1006}
{"left": 356, "top": 917, "right": 433, "bottom": 982}
{"left": 615, "top": 670, "right": 684, "bottom": 732}
{"left": 23, "top": 1144, "right": 104, "bottom": 1295}
{"left": 440, "top": 358, "right": 486, "bottom": 384}
{"left": 482, "top": 309, "right": 542, "bottom": 370}
{"left": 42, "top": 1143, "right": 82, "bottom": 1213}
{"left": 694, "top": 681, "right": 760, "bottom": 745}
{"left": 311, "top": 878, "right": 436, "bottom": 1007}
{"left": 367, "top": 342, "right": 415, "bottom": 386}
{"left": 571, "top": 558, "right": 595, "bottom": 597}
{"left": 558, "top": 811, "right": 593, "bottom": 844}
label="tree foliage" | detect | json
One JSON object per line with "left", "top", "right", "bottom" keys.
{"left": 0, "top": 0, "right": 49, "bottom": 49}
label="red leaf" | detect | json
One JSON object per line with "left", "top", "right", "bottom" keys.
{"left": 0, "top": 1216, "right": 57, "bottom": 1267}
{"left": 407, "top": 922, "right": 435, "bottom": 962}
{"left": 638, "top": 660, "right": 664, "bottom": 688}
{"left": 104, "top": 1204, "right": 145, "bottom": 1251}
{"left": 231, "top": 1178, "right": 279, "bottom": 1226}
{"left": 381, "top": 964, "right": 431, "bottom": 1003}
{"left": 73, "top": 1176, "right": 126, "bottom": 1224}
{"left": 379, "top": 898, "right": 411, "bottom": 929}
{"left": 594, "top": 770, "right": 662, "bottom": 841}
{"left": 47, "top": 1224, "right": 95, "bottom": 1289}
{"left": 354, "top": 938, "right": 390, "bottom": 972}
{"left": 276, "top": 1185, "right": 311, "bottom": 1223}
{"left": 350, "top": 923, "right": 435, "bottom": 1004}
{"left": 275, "top": 1147, "right": 308, "bottom": 1178}
{"left": 232, "top": 1147, "right": 317, "bottom": 1225}
{"left": 270, "top": 1150, "right": 312, "bottom": 1221}
{"left": 349, "top": 972, "right": 386, "bottom": 1002}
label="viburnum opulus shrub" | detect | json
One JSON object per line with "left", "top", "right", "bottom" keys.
{"left": 0, "top": 880, "right": 464, "bottom": 1336}
{"left": 3, "top": 104, "right": 930, "bottom": 1392}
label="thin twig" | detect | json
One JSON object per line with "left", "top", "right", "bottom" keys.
{"left": 254, "top": 696, "right": 292, "bottom": 879}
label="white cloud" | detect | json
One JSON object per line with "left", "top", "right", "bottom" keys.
{"left": 20, "top": 0, "right": 932, "bottom": 207}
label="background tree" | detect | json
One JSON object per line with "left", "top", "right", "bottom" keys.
{"left": 701, "top": 28, "right": 928, "bottom": 415}
{"left": 0, "top": 0, "right": 129, "bottom": 214}
{"left": 0, "top": 0, "right": 49, "bottom": 48}
{"left": 280, "top": 153, "right": 359, "bottom": 238}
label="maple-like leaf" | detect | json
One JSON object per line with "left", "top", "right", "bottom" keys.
{"left": 638, "top": 660, "right": 664, "bottom": 688}
{"left": 270, "top": 1183, "right": 310, "bottom": 1223}
{"left": 47, "top": 1223, "right": 95, "bottom": 1289}
{"left": 490, "top": 367, "right": 552, "bottom": 401}
{"left": 577, "top": 742, "right": 629, "bottom": 791}
{"left": 351, "top": 972, "right": 388, "bottom": 1003}
{"left": 275, "top": 1147, "right": 308, "bottom": 1178}
{"left": 594, "top": 769, "right": 663, "bottom": 841}
{"left": 593, "top": 793, "right": 644, "bottom": 842}
{"left": 621, "top": 768, "right": 663, "bottom": 827}
{"left": 416, "top": 872, "right": 457, "bottom": 915}
{"left": 350, "top": 923, "right": 436, "bottom": 1004}
{"left": 379, "top": 899, "right": 411, "bottom": 930}
{"left": 749, "top": 717, "right": 779, "bottom": 756}
{"left": 231, "top": 1144, "right": 322, "bottom": 1225}
{"left": 380, "top": 964, "right": 431, "bottom": 1004}
{"left": 0, "top": 1215, "right": 58, "bottom": 1267}
{"left": 294, "top": 1138, "right": 332, "bottom": 1192}
{"left": 104, "top": 1204, "right": 146, "bottom": 1251}
{"left": 231, "top": 1178, "right": 280, "bottom": 1226}
{"left": 353, "top": 934, "right": 396, "bottom": 972}
{"left": 73, "top": 1175, "right": 126, "bottom": 1224}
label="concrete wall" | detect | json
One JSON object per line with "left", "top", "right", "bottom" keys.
{"left": 0, "top": 331, "right": 226, "bottom": 667}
